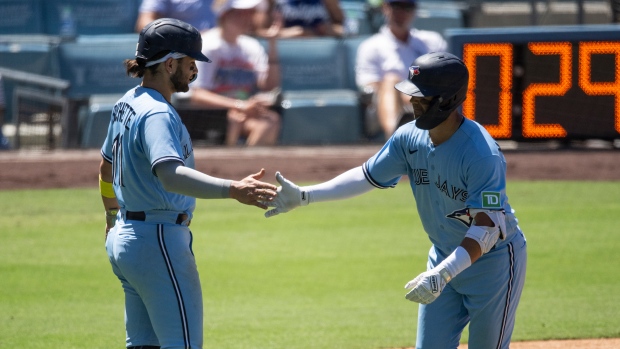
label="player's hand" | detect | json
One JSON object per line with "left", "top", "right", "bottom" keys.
{"left": 230, "top": 169, "right": 278, "bottom": 209}
{"left": 105, "top": 209, "right": 118, "bottom": 242}
{"left": 105, "top": 225, "right": 112, "bottom": 241}
{"left": 264, "top": 171, "right": 309, "bottom": 218}
{"left": 404, "top": 267, "right": 451, "bottom": 304}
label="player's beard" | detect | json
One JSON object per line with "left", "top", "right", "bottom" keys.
{"left": 412, "top": 103, "right": 426, "bottom": 121}
{"left": 171, "top": 69, "right": 190, "bottom": 93}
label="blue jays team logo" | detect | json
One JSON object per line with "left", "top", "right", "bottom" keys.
{"left": 447, "top": 208, "right": 473, "bottom": 227}
{"left": 409, "top": 65, "right": 420, "bottom": 79}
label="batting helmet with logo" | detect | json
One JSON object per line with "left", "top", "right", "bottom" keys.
{"left": 136, "top": 18, "right": 211, "bottom": 63}
{"left": 395, "top": 52, "right": 469, "bottom": 130}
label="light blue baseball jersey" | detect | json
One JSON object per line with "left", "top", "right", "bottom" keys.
{"left": 363, "top": 117, "right": 520, "bottom": 257}
{"left": 103, "top": 86, "right": 203, "bottom": 347}
{"left": 101, "top": 86, "right": 196, "bottom": 214}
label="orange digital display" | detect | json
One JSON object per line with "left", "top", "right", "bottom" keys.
{"left": 578, "top": 42, "right": 620, "bottom": 134}
{"left": 461, "top": 41, "right": 620, "bottom": 140}
{"left": 463, "top": 43, "right": 513, "bottom": 138}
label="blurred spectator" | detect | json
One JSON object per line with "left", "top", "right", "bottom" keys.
{"left": 356, "top": 0, "right": 446, "bottom": 139}
{"left": 254, "top": 0, "right": 345, "bottom": 38}
{"left": 135, "top": 0, "right": 216, "bottom": 32}
{"left": 189, "top": 0, "right": 281, "bottom": 146}
{"left": 0, "top": 75, "right": 9, "bottom": 150}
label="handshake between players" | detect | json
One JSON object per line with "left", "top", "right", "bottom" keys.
{"left": 262, "top": 171, "right": 309, "bottom": 218}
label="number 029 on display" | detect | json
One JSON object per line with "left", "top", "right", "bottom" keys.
{"left": 447, "top": 26, "right": 620, "bottom": 141}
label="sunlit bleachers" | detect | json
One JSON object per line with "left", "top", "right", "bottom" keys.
{"left": 0, "top": 0, "right": 45, "bottom": 34}
{"left": 275, "top": 38, "right": 363, "bottom": 144}
{"left": 43, "top": 0, "right": 140, "bottom": 36}
{"left": 57, "top": 34, "right": 138, "bottom": 99}
{"left": 1, "top": 0, "right": 612, "bottom": 149}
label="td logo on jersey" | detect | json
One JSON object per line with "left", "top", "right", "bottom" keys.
{"left": 482, "top": 191, "right": 501, "bottom": 208}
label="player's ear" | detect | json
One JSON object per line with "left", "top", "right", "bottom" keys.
{"left": 165, "top": 57, "right": 175, "bottom": 74}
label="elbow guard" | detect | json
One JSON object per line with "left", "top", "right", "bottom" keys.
{"left": 465, "top": 209, "right": 507, "bottom": 254}
{"left": 465, "top": 225, "right": 500, "bottom": 254}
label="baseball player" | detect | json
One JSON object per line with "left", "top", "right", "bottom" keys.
{"left": 265, "top": 52, "right": 527, "bottom": 348}
{"left": 99, "top": 18, "right": 277, "bottom": 349}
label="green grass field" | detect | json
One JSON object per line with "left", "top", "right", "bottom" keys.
{"left": 0, "top": 181, "right": 619, "bottom": 348}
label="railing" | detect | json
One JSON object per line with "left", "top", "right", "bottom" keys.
{"left": 0, "top": 67, "right": 70, "bottom": 149}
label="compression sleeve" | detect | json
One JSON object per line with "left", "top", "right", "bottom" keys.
{"left": 155, "top": 160, "right": 232, "bottom": 199}
{"left": 303, "top": 166, "right": 375, "bottom": 204}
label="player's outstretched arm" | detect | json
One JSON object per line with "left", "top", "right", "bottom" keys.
{"left": 156, "top": 161, "right": 277, "bottom": 209}
{"left": 265, "top": 166, "right": 376, "bottom": 218}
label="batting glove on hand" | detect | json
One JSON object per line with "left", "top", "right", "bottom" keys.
{"left": 264, "top": 172, "right": 309, "bottom": 218}
{"left": 404, "top": 267, "right": 452, "bottom": 304}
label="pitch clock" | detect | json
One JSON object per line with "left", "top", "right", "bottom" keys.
{"left": 446, "top": 25, "right": 620, "bottom": 141}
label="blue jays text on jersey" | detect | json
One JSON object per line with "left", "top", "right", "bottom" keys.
{"left": 434, "top": 174, "right": 467, "bottom": 202}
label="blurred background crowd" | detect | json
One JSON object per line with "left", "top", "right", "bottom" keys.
{"left": 0, "top": 0, "right": 616, "bottom": 150}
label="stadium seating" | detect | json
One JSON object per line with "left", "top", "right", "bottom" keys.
{"left": 78, "top": 94, "right": 119, "bottom": 149}
{"left": 0, "top": 2, "right": 380, "bottom": 148}
{"left": 72, "top": 35, "right": 372, "bottom": 147}
{"left": 0, "top": 35, "right": 59, "bottom": 77}
{"left": 56, "top": 34, "right": 138, "bottom": 99}
{"left": 0, "top": 0, "right": 141, "bottom": 36}
{"left": 277, "top": 38, "right": 347, "bottom": 91}
{"left": 274, "top": 38, "right": 363, "bottom": 144}
{"left": 342, "top": 0, "right": 466, "bottom": 36}
{"left": 415, "top": 3, "right": 465, "bottom": 35}
{"left": 466, "top": 0, "right": 611, "bottom": 27}
{"left": 54, "top": 34, "right": 138, "bottom": 148}
{"left": 0, "top": 35, "right": 61, "bottom": 123}
{"left": 0, "top": 0, "right": 45, "bottom": 35}
{"left": 340, "top": 1, "right": 377, "bottom": 36}
{"left": 1, "top": 0, "right": 616, "bottom": 149}
{"left": 42, "top": 0, "right": 140, "bottom": 36}
{"left": 278, "top": 90, "right": 362, "bottom": 145}
{"left": 342, "top": 35, "right": 370, "bottom": 91}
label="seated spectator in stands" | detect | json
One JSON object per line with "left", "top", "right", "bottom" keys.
{"left": 135, "top": 0, "right": 216, "bottom": 32}
{"left": 189, "top": 0, "right": 281, "bottom": 147}
{"left": 356, "top": 0, "right": 446, "bottom": 139}
{"left": 253, "top": 0, "right": 344, "bottom": 38}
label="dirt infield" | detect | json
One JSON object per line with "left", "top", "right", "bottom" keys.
{"left": 0, "top": 145, "right": 619, "bottom": 348}
{"left": 457, "top": 338, "right": 620, "bottom": 349}
{"left": 0, "top": 145, "right": 619, "bottom": 190}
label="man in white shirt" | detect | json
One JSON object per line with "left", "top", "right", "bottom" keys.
{"left": 356, "top": 0, "right": 447, "bottom": 139}
{"left": 190, "top": 0, "right": 282, "bottom": 146}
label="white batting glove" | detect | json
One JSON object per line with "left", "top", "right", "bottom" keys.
{"left": 264, "top": 172, "right": 309, "bottom": 218}
{"left": 404, "top": 267, "right": 452, "bottom": 304}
